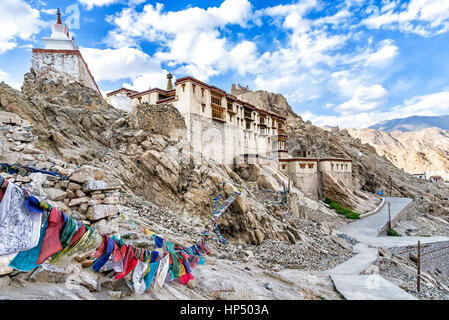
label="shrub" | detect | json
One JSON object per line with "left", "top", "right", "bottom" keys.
{"left": 325, "top": 198, "right": 360, "bottom": 220}
{"left": 387, "top": 229, "right": 402, "bottom": 237}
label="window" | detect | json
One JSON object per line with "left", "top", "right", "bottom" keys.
{"left": 282, "top": 164, "right": 286, "bottom": 170}
{"left": 227, "top": 102, "right": 233, "bottom": 111}
{"left": 202, "top": 103, "right": 206, "bottom": 113}
{"left": 182, "top": 84, "right": 185, "bottom": 92}
{"left": 308, "top": 164, "right": 314, "bottom": 169}
{"left": 300, "top": 163, "right": 306, "bottom": 169}
{"left": 211, "top": 105, "right": 225, "bottom": 120}
{"left": 138, "top": 97, "right": 142, "bottom": 103}
{"left": 192, "top": 84, "right": 196, "bottom": 93}
{"left": 201, "top": 88, "right": 205, "bottom": 97}
{"left": 211, "top": 96, "right": 221, "bottom": 106}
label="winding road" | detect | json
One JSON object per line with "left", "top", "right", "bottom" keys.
{"left": 325, "top": 197, "right": 449, "bottom": 300}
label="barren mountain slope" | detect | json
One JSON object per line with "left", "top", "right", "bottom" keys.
{"left": 230, "top": 86, "right": 449, "bottom": 225}
{"left": 347, "top": 127, "right": 449, "bottom": 179}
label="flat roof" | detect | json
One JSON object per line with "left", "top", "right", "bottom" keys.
{"left": 106, "top": 87, "right": 139, "bottom": 97}
{"left": 108, "top": 74, "right": 288, "bottom": 120}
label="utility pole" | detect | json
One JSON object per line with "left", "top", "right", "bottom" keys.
{"left": 417, "top": 241, "right": 421, "bottom": 293}
{"left": 389, "top": 176, "right": 392, "bottom": 197}
{"left": 388, "top": 201, "right": 392, "bottom": 231}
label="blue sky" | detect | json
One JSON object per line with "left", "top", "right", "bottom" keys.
{"left": 1, "top": 0, "right": 449, "bottom": 128}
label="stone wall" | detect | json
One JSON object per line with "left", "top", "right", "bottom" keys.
{"left": 188, "top": 113, "right": 243, "bottom": 166}
{"left": 293, "top": 172, "right": 319, "bottom": 200}
{"left": 132, "top": 103, "right": 187, "bottom": 138}
{"left": 31, "top": 50, "right": 99, "bottom": 94}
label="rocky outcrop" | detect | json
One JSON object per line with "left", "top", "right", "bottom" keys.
{"left": 347, "top": 127, "right": 449, "bottom": 182}
{"left": 231, "top": 84, "right": 297, "bottom": 118}
{"left": 131, "top": 103, "right": 187, "bottom": 138}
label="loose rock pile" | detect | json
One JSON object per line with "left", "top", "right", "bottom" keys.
{"left": 0, "top": 111, "right": 123, "bottom": 235}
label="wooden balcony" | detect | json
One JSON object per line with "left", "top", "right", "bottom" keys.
{"left": 212, "top": 105, "right": 226, "bottom": 122}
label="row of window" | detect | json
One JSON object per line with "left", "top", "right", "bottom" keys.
{"left": 281, "top": 163, "right": 350, "bottom": 171}
{"left": 331, "top": 163, "right": 350, "bottom": 171}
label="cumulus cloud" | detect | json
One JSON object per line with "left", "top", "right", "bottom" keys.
{"left": 78, "top": 0, "right": 120, "bottom": 10}
{"left": 104, "top": 0, "right": 257, "bottom": 82}
{"left": 303, "top": 89, "right": 449, "bottom": 129}
{"left": 336, "top": 84, "right": 389, "bottom": 114}
{"left": 80, "top": 47, "right": 167, "bottom": 91}
{"left": 0, "top": 0, "right": 44, "bottom": 54}
{"left": 362, "top": 0, "right": 449, "bottom": 37}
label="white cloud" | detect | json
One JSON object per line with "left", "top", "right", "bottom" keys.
{"left": 78, "top": 0, "right": 120, "bottom": 10}
{"left": 336, "top": 84, "right": 389, "bottom": 114}
{"left": 362, "top": 0, "right": 449, "bottom": 37}
{"left": 104, "top": 0, "right": 256, "bottom": 82}
{"left": 0, "top": 69, "right": 21, "bottom": 90}
{"left": 0, "top": 0, "right": 44, "bottom": 54}
{"left": 80, "top": 47, "right": 167, "bottom": 91}
{"left": 389, "top": 90, "right": 449, "bottom": 117}
{"left": 304, "top": 89, "right": 449, "bottom": 129}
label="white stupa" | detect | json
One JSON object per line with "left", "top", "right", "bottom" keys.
{"left": 42, "top": 9, "right": 77, "bottom": 50}
{"left": 31, "top": 9, "right": 101, "bottom": 94}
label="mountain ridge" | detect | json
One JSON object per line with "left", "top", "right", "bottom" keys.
{"left": 369, "top": 115, "right": 449, "bottom": 132}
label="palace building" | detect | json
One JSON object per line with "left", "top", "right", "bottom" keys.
{"left": 107, "top": 74, "right": 288, "bottom": 166}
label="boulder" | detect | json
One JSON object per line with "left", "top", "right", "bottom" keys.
{"left": 102, "top": 197, "right": 119, "bottom": 205}
{"left": 12, "top": 131, "right": 37, "bottom": 142}
{"left": 0, "top": 254, "right": 15, "bottom": 276}
{"left": 77, "top": 270, "right": 100, "bottom": 292}
{"left": 69, "top": 172, "right": 93, "bottom": 184}
{"left": 68, "top": 197, "right": 89, "bottom": 207}
{"left": 254, "top": 229, "right": 264, "bottom": 244}
{"left": 286, "top": 231, "right": 296, "bottom": 244}
{"left": 378, "top": 247, "right": 392, "bottom": 259}
{"left": 0, "top": 111, "right": 23, "bottom": 125}
{"left": 67, "top": 182, "right": 81, "bottom": 191}
{"left": 91, "top": 218, "right": 119, "bottom": 234}
{"left": 86, "top": 205, "right": 119, "bottom": 221}
{"left": 28, "top": 263, "right": 68, "bottom": 283}
{"left": 82, "top": 179, "right": 120, "bottom": 193}
{"left": 44, "top": 187, "right": 67, "bottom": 201}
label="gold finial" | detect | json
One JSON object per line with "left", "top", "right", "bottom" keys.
{"left": 167, "top": 73, "right": 173, "bottom": 91}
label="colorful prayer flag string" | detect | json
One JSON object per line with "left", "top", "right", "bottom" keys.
{"left": 3, "top": 178, "right": 209, "bottom": 293}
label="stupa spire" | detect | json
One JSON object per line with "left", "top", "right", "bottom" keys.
{"left": 56, "top": 8, "right": 62, "bottom": 25}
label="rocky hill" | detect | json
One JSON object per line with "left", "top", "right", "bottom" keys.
{"left": 231, "top": 84, "right": 297, "bottom": 118}
{"left": 0, "top": 71, "right": 448, "bottom": 300}
{"left": 229, "top": 86, "right": 449, "bottom": 228}
{"left": 347, "top": 127, "right": 449, "bottom": 181}
{"left": 0, "top": 69, "right": 365, "bottom": 300}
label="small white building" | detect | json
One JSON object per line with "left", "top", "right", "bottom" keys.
{"left": 413, "top": 173, "right": 426, "bottom": 180}
{"left": 105, "top": 88, "right": 138, "bottom": 112}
